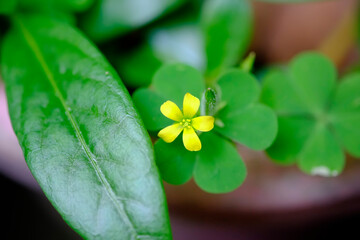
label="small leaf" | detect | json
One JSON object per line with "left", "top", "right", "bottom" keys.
{"left": 203, "top": 87, "right": 218, "bottom": 116}
{"left": 117, "top": 44, "right": 162, "bottom": 88}
{"left": 261, "top": 52, "right": 353, "bottom": 176}
{"left": 152, "top": 63, "right": 205, "bottom": 106}
{"left": 202, "top": 0, "right": 253, "bottom": 78}
{"left": 217, "top": 70, "right": 260, "bottom": 109}
{"left": 260, "top": 68, "right": 308, "bottom": 115}
{"left": 299, "top": 124, "right": 344, "bottom": 176}
{"left": 240, "top": 52, "right": 256, "bottom": 73}
{"left": 81, "top": 0, "right": 186, "bottom": 42}
{"left": 2, "top": 15, "right": 171, "bottom": 239}
{"left": 331, "top": 73, "right": 360, "bottom": 157}
{"left": 216, "top": 70, "right": 277, "bottom": 150}
{"left": 217, "top": 104, "right": 278, "bottom": 150}
{"left": 133, "top": 89, "right": 173, "bottom": 131}
{"left": 266, "top": 117, "right": 316, "bottom": 165}
{"left": 155, "top": 138, "right": 196, "bottom": 185}
{"left": 194, "top": 132, "right": 246, "bottom": 193}
{"left": 133, "top": 63, "right": 205, "bottom": 134}
{"left": 289, "top": 52, "right": 336, "bottom": 115}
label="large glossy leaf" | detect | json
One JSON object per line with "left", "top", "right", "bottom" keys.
{"left": 1, "top": 15, "right": 171, "bottom": 239}
{"left": 81, "top": 0, "right": 186, "bottom": 42}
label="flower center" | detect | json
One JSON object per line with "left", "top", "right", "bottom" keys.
{"left": 180, "top": 119, "right": 192, "bottom": 128}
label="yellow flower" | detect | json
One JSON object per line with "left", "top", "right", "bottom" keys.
{"left": 158, "top": 93, "right": 215, "bottom": 151}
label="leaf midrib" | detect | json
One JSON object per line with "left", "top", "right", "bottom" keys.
{"left": 16, "top": 18, "right": 138, "bottom": 239}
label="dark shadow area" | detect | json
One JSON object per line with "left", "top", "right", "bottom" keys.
{"left": 0, "top": 173, "right": 81, "bottom": 240}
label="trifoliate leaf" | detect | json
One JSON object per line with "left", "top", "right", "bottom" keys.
{"left": 133, "top": 63, "right": 205, "bottom": 131}
{"left": 330, "top": 73, "right": 360, "bottom": 157}
{"left": 152, "top": 63, "right": 205, "bottom": 106}
{"left": 216, "top": 70, "right": 278, "bottom": 150}
{"left": 194, "top": 132, "right": 246, "bottom": 193}
{"left": 262, "top": 52, "right": 360, "bottom": 175}
{"left": 155, "top": 138, "right": 196, "bottom": 185}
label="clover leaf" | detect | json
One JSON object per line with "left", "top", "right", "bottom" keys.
{"left": 133, "top": 63, "right": 277, "bottom": 193}
{"left": 261, "top": 52, "right": 360, "bottom": 176}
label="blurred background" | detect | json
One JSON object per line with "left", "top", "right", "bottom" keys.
{"left": 1, "top": 0, "right": 360, "bottom": 239}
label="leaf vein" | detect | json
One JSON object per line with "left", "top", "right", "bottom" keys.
{"left": 17, "top": 18, "right": 139, "bottom": 239}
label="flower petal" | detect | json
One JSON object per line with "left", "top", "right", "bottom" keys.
{"left": 183, "top": 127, "right": 201, "bottom": 151}
{"left": 160, "top": 101, "right": 183, "bottom": 121}
{"left": 183, "top": 93, "right": 200, "bottom": 118}
{"left": 192, "top": 116, "right": 215, "bottom": 132}
{"left": 158, "top": 123, "right": 184, "bottom": 143}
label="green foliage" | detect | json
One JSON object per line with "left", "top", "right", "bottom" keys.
{"left": 216, "top": 70, "right": 277, "bottom": 150}
{"left": 240, "top": 52, "right": 256, "bottom": 73}
{"left": 155, "top": 138, "right": 196, "bottom": 185}
{"left": 203, "top": 87, "right": 218, "bottom": 116}
{"left": 116, "top": 22, "right": 205, "bottom": 88}
{"left": 1, "top": 15, "right": 171, "bottom": 239}
{"left": 18, "top": 0, "right": 94, "bottom": 12}
{"left": 81, "top": 0, "right": 186, "bottom": 42}
{"left": 261, "top": 52, "right": 360, "bottom": 176}
{"left": 134, "top": 63, "right": 277, "bottom": 193}
{"left": 194, "top": 132, "right": 246, "bottom": 193}
{"left": 116, "top": 0, "right": 253, "bottom": 89}
{"left": 202, "top": 0, "right": 253, "bottom": 79}
{"left": 0, "top": 0, "right": 17, "bottom": 14}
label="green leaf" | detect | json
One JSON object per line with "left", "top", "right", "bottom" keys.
{"left": 261, "top": 52, "right": 354, "bottom": 176}
{"left": 331, "top": 73, "right": 360, "bottom": 157}
{"left": 194, "top": 132, "right": 246, "bottom": 193}
{"left": 240, "top": 52, "right": 256, "bottom": 73}
{"left": 133, "top": 63, "right": 205, "bottom": 132}
{"left": 289, "top": 52, "right": 336, "bottom": 115}
{"left": 217, "top": 70, "right": 260, "bottom": 110}
{"left": 203, "top": 87, "right": 218, "bottom": 116}
{"left": 19, "top": 0, "right": 94, "bottom": 12}
{"left": 202, "top": 0, "right": 253, "bottom": 78}
{"left": 117, "top": 43, "right": 162, "bottom": 88}
{"left": 2, "top": 15, "right": 171, "bottom": 239}
{"left": 155, "top": 138, "right": 196, "bottom": 185}
{"left": 216, "top": 70, "right": 277, "bottom": 150}
{"left": 152, "top": 63, "right": 205, "bottom": 106}
{"left": 217, "top": 104, "right": 278, "bottom": 150}
{"left": 133, "top": 88, "right": 172, "bottom": 131}
{"left": 260, "top": 68, "right": 308, "bottom": 115}
{"left": 117, "top": 23, "right": 205, "bottom": 88}
{"left": 266, "top": 117, "right": 316, "bottom": 164}
{"left": 298, "top": 124, "right": 344, "bottom": 176}
{"left": 0, "top": 0, "right": 17, "bottom": 14}
{"left": 81, "top": 0, "right": 186, "bottom": 42}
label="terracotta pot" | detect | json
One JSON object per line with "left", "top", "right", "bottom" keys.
{"left": 252, "top": 0, "right": 358, "bottom": 67}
